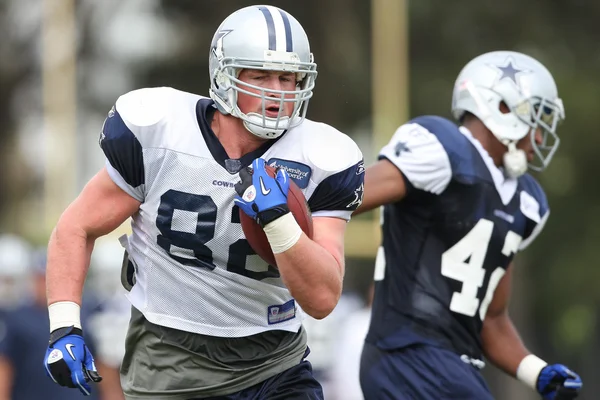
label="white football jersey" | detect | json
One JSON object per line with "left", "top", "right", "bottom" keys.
{"left": 100, "top": 87, "right": 364, "bottom": 338}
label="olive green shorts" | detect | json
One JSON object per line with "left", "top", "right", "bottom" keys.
{"left": 119, "top": 307, "right": 307, "bottom": 400}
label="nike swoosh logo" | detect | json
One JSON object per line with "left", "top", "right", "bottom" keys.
{"left": 65, "top": 343, "right": 76, "bottom": 361}
{"left": 259, "top": 177, "right": 271, "bottom": 196}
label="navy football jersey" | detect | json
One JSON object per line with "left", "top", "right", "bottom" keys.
{"left": 366, "top": 116, "right": 548, "bottom": 360}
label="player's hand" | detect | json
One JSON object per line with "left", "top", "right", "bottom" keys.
{"left": 44, "top": 326, "right": 103, "bottom": 396}
{"left": 536, "top": 364, "right": 582, "bottom": 400}
{"left": 234, "top": 158, "right": 290, "bottom": 227}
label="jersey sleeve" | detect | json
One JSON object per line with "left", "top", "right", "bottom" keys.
{"left": 378, "top": 118, "right": 453, "bottom": 195}
{"left": 100, "top": 105, "right": 145, "bottom": 201}
{"left": 306, "top": 127, "right": 365, "bottom": 221}
{"left": 100, "top": 88, "right": 172, "bottom": 201}
{"left": 518, "top": 175, "right": 550, "bottom": 251}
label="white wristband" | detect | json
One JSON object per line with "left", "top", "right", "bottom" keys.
{"left": 48, "top": 301, "right": 82, "bottom": 332}
{"left": 517, "top": 354, "right": 548, "bottom": 390}
{"left": 263, "top": 213, "right": 303, "bottom": 254}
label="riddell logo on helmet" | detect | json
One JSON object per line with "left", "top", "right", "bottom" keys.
{"left": 267, "top": 159, "right": 311, "bottom": 189}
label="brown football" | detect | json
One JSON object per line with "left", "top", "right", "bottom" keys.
{"left": 239, "top": 165, "right": 313, "bottom": 267}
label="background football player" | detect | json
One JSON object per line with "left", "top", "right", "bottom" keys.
{"left": 42, "top": 5, "right": 364, "bottom": 399}
{"left": 356, "top": 51, "right": 582, "bottom": 400}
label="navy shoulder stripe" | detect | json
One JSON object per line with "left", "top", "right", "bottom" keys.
{"left": 100, "top": 108, "right": 145, "bottom": 188}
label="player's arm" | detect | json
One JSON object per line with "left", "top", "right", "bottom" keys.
{"left": 0, "top": 356, "right": 13, "bottom": 400}
{"left": 48, "top": 90, "right": 150, "bottom": 319}
{"left": 47, "top": 167, "right": 141, "bottom": 307}
{"left": 271, "top": 215, "right": 346, "bottom": 319}
{"left": 44, "top": 92, "right": 150, "bottom": 395}
{"left": 236, "top": 161, "right": 349, "bottom": 319}
{"left": 44, "top": 170, "right": 139, "bottom": 395}
{"left": 481, "top": 264, "right": 529, "bottom": 376}
{"left": 355, "top": 119, "right": 454, "bottom": 216}
{"left": 482, "top": 263, "right": 582, "bottom": 398}
{"left": 0, "top": 314, "right": 14, "bottom": 400}
{"left": 235, "top": 134, "right": 363, "bottom": 319}
{"left": 353, "top": 159, "right": 407, "bottom": 215}
{"left": 95, "top": 359, "right": 126, "bottom": 400}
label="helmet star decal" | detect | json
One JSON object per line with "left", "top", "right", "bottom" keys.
{"left": 211, "top": 29, "right": 233, "bottom": 59}
{"left": 394, "top": 141, "right": 411, "bottom": 156}
{"left": 490, "top": 57, "right": 532, "bottom": 86}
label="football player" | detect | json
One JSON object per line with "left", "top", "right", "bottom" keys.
{"left": 43, "top": 5, "right": 364, "bottom": 399}
{"left": 356, "top": 51, "right": 582, "bottom": 399}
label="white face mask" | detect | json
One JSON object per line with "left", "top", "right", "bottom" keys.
{"left": 211, "top": 58, "right": 317, "bottom": 140}
{"left": 512, "top": 97, "right": 563, "bottom": 172}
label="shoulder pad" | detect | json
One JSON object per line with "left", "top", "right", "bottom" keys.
{"left": 115, "top": 87, "right": 179, "bottom": 130}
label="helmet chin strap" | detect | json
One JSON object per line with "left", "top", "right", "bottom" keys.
{"left": 502, "top": 141, "right": 528, "bottom": 178}
{"left": 242, "top": 112, "right": 289, "bottom": 139}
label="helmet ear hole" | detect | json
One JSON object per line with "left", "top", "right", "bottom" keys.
{"left": 499, "top": 101, "right": 510, "bottom": 114}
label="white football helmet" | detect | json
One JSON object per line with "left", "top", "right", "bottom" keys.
{"left": 452, "top": 51, "right": 564, "bottom": 177}
{"left": 209, "top": 5, "right": 317, "bottom": 139}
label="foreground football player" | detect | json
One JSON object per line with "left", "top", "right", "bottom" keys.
{"left": 43, "top": 5, "right": 364, "bottom": 399}
{"left": 356, "top": 51, "right": 582, "bottom": 399}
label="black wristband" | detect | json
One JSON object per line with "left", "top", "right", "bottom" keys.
{"left": 257, "top": 205, "right": 290, "bottom": 227}
{"left": 49, "top": 326, "right": 83, "bottom": 346}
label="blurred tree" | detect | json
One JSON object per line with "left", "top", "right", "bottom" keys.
{"left": 0, "top": 1, "right": 39, "bottom": 232}
{"left": 1, "top": 0, "right": 595, "bottom": 397}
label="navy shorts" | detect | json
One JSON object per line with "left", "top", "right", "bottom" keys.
{"left": 360, "top": 342, "right": 493, "bottom": 400}
{"left": 200, "top": 359, "right": 324, "bottom": 400}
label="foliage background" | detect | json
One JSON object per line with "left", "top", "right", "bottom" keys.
{"left": 0, "top": 1, "right": 597, "bottom": 398}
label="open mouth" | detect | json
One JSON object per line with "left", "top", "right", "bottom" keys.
{"left": 265, "top": 105, "right": 282, "bottom": 117}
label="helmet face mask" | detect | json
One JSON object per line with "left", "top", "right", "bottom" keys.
{"left": 214, "top": 54, "right": 317, "bottom": 137}
{"left": 209, "top": 6, "right": 318, "bottom": 139}
{"left": 514, "top": 96, "right": 564, "bottom": 171}
{"left": 452, "top": 51, "right": 564, "bottom": 176}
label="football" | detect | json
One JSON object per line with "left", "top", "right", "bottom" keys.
{"left": 239, "top": 165, "right": 313, "bottom": 267}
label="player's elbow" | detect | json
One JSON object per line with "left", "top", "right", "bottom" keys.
{"left": 53, "top": 211, "right": 89, "bottom": 243}
{"left": 302, "top": 292, "right": 339, "bottom": 320}
{"left": 304, "top": 306, "right": 333, "bottom": 320}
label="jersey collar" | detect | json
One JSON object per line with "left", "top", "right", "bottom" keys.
{"left": 196, "top": 99, "right": 281, "bottom": 174}
{"left": 459, "top": 126, "right": 517, "bottom": 205}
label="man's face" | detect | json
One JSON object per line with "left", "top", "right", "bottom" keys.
{"left": 236, "top": 69, "right": 298, "bottom": 118}
{"left": 499, "top": 101, "right": 543, "bottom": 163}
{"left": 516, "top": 127, "right": 543, "bottom": 163}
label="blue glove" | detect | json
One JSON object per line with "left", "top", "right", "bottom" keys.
{"left": 44, "top": 326, "right": 102, "bottom": 396}
{"left": 537, "top": 364, "right": 582, "bottom": 400}
{"left": 234, "top": 158, "right": 290, "bottom": 227}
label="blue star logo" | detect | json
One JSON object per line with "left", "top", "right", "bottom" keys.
{"left": 490, "top": 58, "right": 531, "bottom": 86}
{"left": 211, "top": 29, "right": 233, "bottom": 57}
{"left": 395, "top": 141, "right": 411, "bottom": 156}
